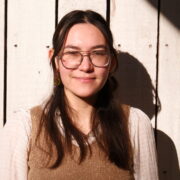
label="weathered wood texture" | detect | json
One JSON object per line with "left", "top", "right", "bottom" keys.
{"left": 58, "top": 0, "right": 106, "bottom": 20}
{"left": 0, "top": 0, "right": 4, "bottom": 128}
{"left": 110, "top": 0, "right": 158, "bottom": 125}
{"left": 0, "top": 0, "right": 179, "bottom": 178}
{"left": 157, "top": 0, "right": 180, "bottom": 178}
{"left": 6, "top": 0, "right": 55, "bottom": 121}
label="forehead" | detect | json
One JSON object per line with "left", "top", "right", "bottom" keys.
{"left": 64, "top": 23, "right": 106, "bottom": 50}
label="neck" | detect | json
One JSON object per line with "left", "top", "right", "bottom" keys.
{"left": 64, "top": 90, "right": 97, "bottom": 135}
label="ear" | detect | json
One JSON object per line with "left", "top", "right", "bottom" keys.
{"left": 48, "top": 48, "right": 59, "bottom": 71}
{"left": 48, "top": 48, "right": 54, "bottom": 60}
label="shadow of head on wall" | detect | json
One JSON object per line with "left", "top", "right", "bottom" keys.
{"left": 114, "top": 52, "right": 180, "bottom": 179}
{"left": 114, "top": 51, "right": 161, "bottom": 119}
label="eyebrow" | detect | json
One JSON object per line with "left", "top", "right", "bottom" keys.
{"left": 64, "top": 45, "right": 108, "bottom": 50}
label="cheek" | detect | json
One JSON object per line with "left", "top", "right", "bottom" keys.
{"left": 97, "top": 68, "right": 110, "bottom": 85}
{"left": 59, "top": 68, "right": 70, "bottom": 85}
{"left": 99, "top": 66, "right": 110, "bottom": 78}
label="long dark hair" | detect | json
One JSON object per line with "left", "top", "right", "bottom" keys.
{"left": 35, "top": 10, "right": 133, "bottom": 172}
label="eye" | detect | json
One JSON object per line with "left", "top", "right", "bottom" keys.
{"left": 92, "top": 50, "right": 107, "bottom": 56}
{"left": 64, "top": 51, "right": 80, "bottom": 55}
{"left": 62, "top": 51, "right": 81, "bottom": 60}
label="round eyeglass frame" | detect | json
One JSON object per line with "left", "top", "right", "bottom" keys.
{"left": 56, "top": 51, "right": 111, "bottom": 69}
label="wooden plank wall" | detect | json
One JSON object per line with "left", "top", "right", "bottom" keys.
{"left": 6, "top": 0, "right": 55, "bottom": 121}
{"left": 0, "top": 0, "right": 179, "bottom": 179}
{"left": 157, "top": 0, "right": 180, "bottom": 179}
{"left": 111, "top": 0, "right": 158, "bottom": 125}
{"left": 0, "top": 0, "right": 4, "bottom": 128}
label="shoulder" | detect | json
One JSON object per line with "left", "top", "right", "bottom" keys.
{"left": 0, "top": 109, "right": 32, "bottom": 150}
{"left": 0, "top": 109, "right": 32, "bottom": 179}
{"left": 0, "top": 104, "right": 45, "bottom": 144}
{"left": 0, "top": 105, "right": 44, "bottom": 157}
{"left": 128, "top": 107, "right": 158, "bottom": 179}
{"left": 128, "top": 107, "right": 154, "bottom": 143}
{"left": 1, "top": 109, "right": 32, "bottom": 135}
{"left": 128, "top": 107, "right": 152, "bottom": 129}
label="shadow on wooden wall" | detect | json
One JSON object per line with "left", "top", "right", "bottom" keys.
{"left": 115, "top": 52, "right": 180, "bottom": 180}
{"left": 157, "top": 130, "right": 180, "bottom": 180}
{"left": 147, "top": 0, "right": 180, "bottom": 29}
{"left": 115, "top": 52, "right": 159, "bottom": 119}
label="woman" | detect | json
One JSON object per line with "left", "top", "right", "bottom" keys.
{"left": 0, "top": 10, "right": 158, "bottom": 180}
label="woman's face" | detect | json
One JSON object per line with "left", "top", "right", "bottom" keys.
{"left": 55, "top": 23, "right": 111, "bottom": 100}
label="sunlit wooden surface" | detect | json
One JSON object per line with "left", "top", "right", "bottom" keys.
{"left": 0, "top": 0, "right": 179, "bottom": 179}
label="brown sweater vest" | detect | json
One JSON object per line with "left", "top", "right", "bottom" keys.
{"left": 28, "top": 106, "right": 134, "bottom": 180}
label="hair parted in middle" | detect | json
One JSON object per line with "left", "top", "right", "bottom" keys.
{"left": 35, "top": 10, "right": 133, "bottom": 173}
{"left": 51, "top": 10, "right": 118, "bottom": 85}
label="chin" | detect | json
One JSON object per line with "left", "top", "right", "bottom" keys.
{"left": 76, "top": 92, "right": 97, "bottom": 98}
{"left": 74, "top": 90, "right": 99, "bottom": 99}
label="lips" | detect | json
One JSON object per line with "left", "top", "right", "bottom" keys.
{"left": 74, "top": 77, "right": 96, "bottom": 82}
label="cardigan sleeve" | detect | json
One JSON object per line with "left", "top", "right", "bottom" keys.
{"left": 0, "top": 109, "right": 31, "bottom": 180}
{"left": 129, "top": 107, "right": 159, "bottom": 180}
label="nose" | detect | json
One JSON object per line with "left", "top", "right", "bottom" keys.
{"left": 78, "top": 55, "right": 94, "bottom": 72}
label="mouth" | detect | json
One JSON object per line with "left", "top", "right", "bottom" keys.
{"left": 74, "top": 77, "right": 96, "bottom": 82}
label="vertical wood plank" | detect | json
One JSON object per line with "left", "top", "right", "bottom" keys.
{"left": 6, "top": 0, "right": 55, "bottom": 121}
{"left": 157, "top": 2, "right": 180, "bottom": 179}
{"left": 0, "top": 0, "right": 4, "bottom": 128}
{"left": 110, "top": 0, "right": 158, "bottom": 125}
{"left": 58, "top": 0, "right": 106, "bottom": 20}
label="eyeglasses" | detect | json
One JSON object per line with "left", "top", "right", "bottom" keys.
{"left": 57, "top": 50, "right": 110, "bottom": 69}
